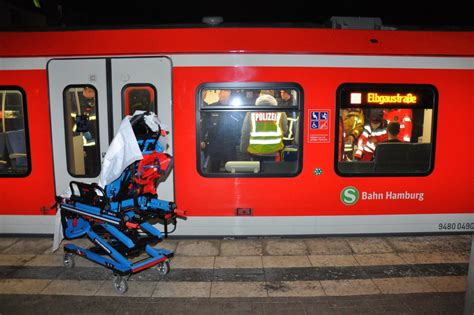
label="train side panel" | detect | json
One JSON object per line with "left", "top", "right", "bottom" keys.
{"left": 173, "top": 66, "right": 472, "bottom": 217}
{"left": 0, "top": 70, "right": 55, "bottom": 218}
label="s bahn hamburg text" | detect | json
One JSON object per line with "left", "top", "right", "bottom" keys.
{"left": 363, "top": 191, "right": 424, "bottom": 201}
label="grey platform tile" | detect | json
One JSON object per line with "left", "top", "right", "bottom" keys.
{"left": 152, "top": 281, "right": 211, "bottom": 298}
{"left": 424, "top": 275, "right": 467, "bottom": 293}
{"left": 353, "top": 253, "right": 405, "bottom": 266}
{"left": 305, "top": 238, "right": 353, "bottom": 255}
{"left": 346, "top": 237, "right": 395, "bottom": 254}
{"left": 175, "top": 240, "right": 220, "bottom": 256}
{"left": 220, "top": 239, "right": 263, "bottom": 256}
{"left": 0, "top": 279, "right": 52, "bottom": 294}
{"left": 263, "top": 266, "right": 366, "bottom": 282}
{"left": 171, "top": 256, "right": 215, "bottom": 269}
{"left": 152, "top": 239, "right": 178, "bottom": 253}
{"left": 144, "top": 268, "right": 214, "bottom": 282}
{"left": 41, "top": 279, "right": 104, "bottom": 296}
{"left": 372, "top": 277, "right": 436, "bottom": 294}
{"left": 213, "top": 268, "right": 265, "bottom": 282}
{"left": 2, "top": 238, "right": 53, "bottom": 255}
{"left": 0, "top": 254, "right": 36, "bottom": 266}
{"left": 24, "top": 254, "right": 63, "bottom": 267}
{"left": 210, "top": 281, "right": 268, "bottom": 298}
{"left": 262, "top": 255, "right": 311, "bottom": 268}
{"left": 0, "top": 238, "right": 19, "bottom": 252}
{"left": 96, "top": 279, "right": 157, "bottom": 297}
{"left": 385, "top": 235, "right": 471, "bottom": 253}
{"left": 215, "top": 256, "right": 263, "bottom": 269}
{"left": 59, "top": 266, "right": 111, "bottom": 281}
{"left": 321, "top": 279, "right": 381, "bottom": 296}
{"left": 308, "top": 255, "right": 359, "bottom": 267}
{"left": 266, "top": 280, "right": 325, "bottom": 297}
{"left": 263, "top": 239, "right": 308, "bottom": 256}
{"left": 8, "top": 266, "right": 64, "bottom": 280}
{"left": 262, "top": 302, "right": 306, "bottom": 315}
{"left": 399, "top": 251, "right": 469, "bottom": 265}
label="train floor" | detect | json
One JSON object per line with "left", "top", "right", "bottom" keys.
{"left": 0, "top": 234, "right": 471, "bottom": 314}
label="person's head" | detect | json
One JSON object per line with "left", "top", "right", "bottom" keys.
{"left": 387, "top": 122, "right": 401, "bottom": 140}
{"left": 280, "top": 90, "right": 292, "bottom": 101}
{"left": 369, "top": 108, "right": 384, "bottom": 129}
{"left": 218, "top": 90, "right": 232, "bottom": 105}
{"left": 255, "top": 94, "right": 277, "bottom": 106}
{"left": 82, "top": 86, "right": 95, "bottom": 99}
{"left": 259, "top": 89, "right": 275, "bottom": 97}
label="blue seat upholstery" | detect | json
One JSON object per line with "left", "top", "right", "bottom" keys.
{"left": 0, "top": 133, "right": 7, "bottom": 170}
{"left": 5, "top": 129, "right": 27, "bottom": 171}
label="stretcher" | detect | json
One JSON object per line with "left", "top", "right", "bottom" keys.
{"left": 57, "top": 113, "right": 184, "bottom": 294}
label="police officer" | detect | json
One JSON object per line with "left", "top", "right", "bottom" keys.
{"left": 240, "top": 94, "right": 288, "bottom": 161}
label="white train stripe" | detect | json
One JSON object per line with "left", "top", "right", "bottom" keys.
{"left": 0, "top": 55, "right": 473, "bottom": 70}
{"left": 1, "top": 213, "right": 472, "bottom": 235}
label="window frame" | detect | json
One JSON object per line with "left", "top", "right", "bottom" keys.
{"left": 121, "top": 83, "right": 158, "bottom": 118}
{"left": 0, "top": 86, "right": 31, "bottom": 178}
{"left": 334, "top": 83, "right": 438, "bottom": 177}
{"left": 62, "top": 84, "right": 101, "bottom": 178}
{"left": 196, "top": 82, "right": 304, "bottom": 178}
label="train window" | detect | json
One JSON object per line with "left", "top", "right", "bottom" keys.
{"left": 122, "top": 84, "right": 157, "bottom": 117}
{"left": 335, "top": 84, "right": 437, "bottom": 176}
{"left": 197, "top": 83, "right": 303, "bottom": 177}
{"left": 63, "top": 85, "right": 100, "bottom": 177}
{"left": 0, "top": 88, "right": 30, "bottom": 176}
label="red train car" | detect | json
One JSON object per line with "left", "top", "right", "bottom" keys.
{"left": 0, "top": 25, "right": 472, "bottom": 235}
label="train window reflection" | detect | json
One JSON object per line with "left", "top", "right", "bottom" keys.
{"left": 63, "top": 85, "right": 100, "bottom": 177}
{"left": 198, "top": 85, "right": 303, "bottom": 177}
{"left": 336, "top": 84, "right": 437, "bottom": 176}
{"left": 122, "top": 84, "right": 157, "bottom": 117}
{"left": 0, "top": 89, "right": 30, "bottom": 176}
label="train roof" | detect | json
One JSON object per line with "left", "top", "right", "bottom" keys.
{"left": 1, "top": 26, "right": 473, "bottom": 58}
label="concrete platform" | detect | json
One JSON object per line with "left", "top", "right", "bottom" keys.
{"left": 0, "top": 234, "right": 471, "bottom": 314}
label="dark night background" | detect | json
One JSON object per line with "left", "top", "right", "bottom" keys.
{"left": 0, "top": 0, "right": 473, "bottom": 30}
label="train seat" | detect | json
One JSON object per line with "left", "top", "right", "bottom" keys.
{"left": 0, "top": 133, "right": 7, "bottom": 170}
{"left": 5, "top": 129, "right": 27, "bottom": 172}
{"left": 281, "top": 145, "right": 298, "bottom": 161}
{"left": 225, "top": 161, "right": 260, "bottom": 173}
{"left": 374, "top": 143, "right": 431, "bottom": 173}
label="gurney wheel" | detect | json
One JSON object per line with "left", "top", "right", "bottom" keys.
{"left": 112, "top": 274, "right": 128, "bottom": 294}
{"left": 157, "top": 260, "right": 170, "bottom": 275}
{"left": 63, "top": 253, "right": 75, "bottom": 269}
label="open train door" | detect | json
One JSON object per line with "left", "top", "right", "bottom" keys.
{"left": 48, "top": 57, "right": 173, "bottom": 201}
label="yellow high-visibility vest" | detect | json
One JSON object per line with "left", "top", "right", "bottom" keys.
{"left": 248, "top": 112, "right": 283, "bottom": 154}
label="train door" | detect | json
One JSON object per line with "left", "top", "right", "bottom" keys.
{"left": 48, "top": 57, "right": 173, "bottom": 201}
{"left": 110, "top": 57, "right": 173, "bottom": 201}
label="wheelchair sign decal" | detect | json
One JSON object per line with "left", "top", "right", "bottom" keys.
{"left": 308, "top": 109, "right": 330, "bottom": 143}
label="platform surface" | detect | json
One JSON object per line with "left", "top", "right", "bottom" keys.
{"left": 0, "top": 234, "right": 471, "bottom": 314}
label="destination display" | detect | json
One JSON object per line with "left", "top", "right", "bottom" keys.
{"left": 339, "top": 84, "right": 436, "bottom": 108}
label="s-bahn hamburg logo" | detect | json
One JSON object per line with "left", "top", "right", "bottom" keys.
{"left": 340, "top": 186, "right": 359, "bottom": 206}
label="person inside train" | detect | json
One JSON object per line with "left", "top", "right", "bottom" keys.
{"left": 278, "top": 89, "right": 296, "bottom": 107}
{"left": 383, "top": 108, "right": 412, "bottom": 142}
{"left": 354, "top": 108, "right": 387, "bottom": 161}
{"left": 341, "top": 108, "right": 364, "bottom": 161}
{"left": 240, "top": 94, "right": 288, "bottom": 162}
{"left": 79, "top": 87, "right": 97, "bottom": 147}
{"left": 128, "top": 89, "right": 153, "bottom": 114}
{"left": 201, "top": 90, "right": 243, "bottom": 172}
{"left": 259, "top": 89, "right": 276, "bottom": 98}
{"left": 385, "top": 121, "right": 402, "bottom": 142}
